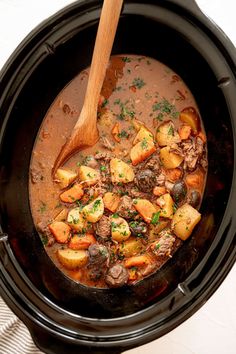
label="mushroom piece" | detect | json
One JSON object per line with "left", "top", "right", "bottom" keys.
{"left": 135, "top": 169, "right": 157, "bottom": 193}
{"left": 105, "top": 264, "right": 129, "bottom": 288}
{"left": 88, "top": 244, "right": 109, "bottom": 265}
{"left": 171, "top": 180, "right": 187, "bottom": 203}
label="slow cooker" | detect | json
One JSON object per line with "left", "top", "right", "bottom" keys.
{"left": 0, "top": 0, "right": 235, "bottom": 353}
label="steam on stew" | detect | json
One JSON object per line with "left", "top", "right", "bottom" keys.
{"left": 29, "top": 55, "right": 207, "bottom": 288}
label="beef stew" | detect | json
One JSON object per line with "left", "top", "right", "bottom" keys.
{"left": 29, "top": 55, "right": 207, "bottom": 288}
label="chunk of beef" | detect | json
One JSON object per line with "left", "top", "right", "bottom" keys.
{"left": 88, "top": 244, "right": 109, "bottom": 265}
{"left": 116, "top": 196, "right": 137, "bottom": 219}
{"left": 151, "top": 229, "right": 176, "bottom": 258}
{"left": 30, "top": 167, "right": 43, "bottom": 184}
{"left": 129, "top": 221, "right": 147, "bottom": 237}
{"left": 145, "top": 154, "right": 160, "bottom": 173}
{"left": 95, "top": 216, "right": 111, "bottom": 239}
{"left": 105, "top": 264, "right": 129, "bottom": 288}
{"left": 135, "top": 169, "right": 157, "bottom": 192}
{"left": 94, "top": 152, "right": 113, "bottom": 161}
{"left": 181, "top": 137, "right": 204, "bottom": 170}
{"left": 100, "top": 136, "right": 115, "bottom": 151}
{"left": 37, "top": 221, "right": 54, "bottom": 246}
{"left": 156, "top": 172, "right": 166, "bottom": 186}
{"left": 84, "top": 155, "right": 99, "bottom": 169}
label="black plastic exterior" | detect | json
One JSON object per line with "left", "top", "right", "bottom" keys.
{"left": 0, "top": 0, "right": 236, "bottom": 353}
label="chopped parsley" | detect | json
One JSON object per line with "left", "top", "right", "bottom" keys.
{"left": 122, "top": 56, "right": 132, "bottom": 62}
{"left": 100, "top": 165, "right": 107, "bottom": 172}
{"left": 151, "top": 211, "right": 161, "bottom": 225}
{"left": 91, "top": 199, "right": 101, "bottom": 213}
{"left": 168, "top": 125, "right": 175, "bottom": 136}
{"left": 101, "top": 98, "right": 109, "bottom": 108}
{"left": 38, "top": 201, "right": 47, "bottom": 214}
{"left": 132, "top": 77, "right": 146, "bottom": 89}
{"left": 152, "top": 98, "right": 179, "bottom": 119}
{"left": 141, "top": 138, "right": 148, "bottom": 150}
{"left": 118, "top": 130, "right": 129, "bottom": 139}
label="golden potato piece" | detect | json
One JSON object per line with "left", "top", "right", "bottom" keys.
{"left": 130, "top": 139, "right": 156, "bottom": 166}
{"left": 172, "top": 203, "right": 201, "bottom": 240}
{"left": 103, "top": 192, "right": 120, "bottom": 212}
{"left": 57, "top": 249, "right": 88, "bottom": 270}
{"left": 133, "top": 126, "right": 154, "bottom": 145}
{"left": 156, "top": 193, "right": 174, "bottom": 219}
{"left": 180, "top": 107, "right": 200, "bottom": 135}
{"left": 159, "top": 146, "right": 183, "bottom": 169}
{"left": 156, "top": 121, "right": 180, "bottom": 146}
{"left": 67, "top": 207, "right": 87, "bottom": 232}
{"left": 149, "top": 220, "right": 169, "bottom": 241}
{"left": 110, "top": 158, "right": 134, "bottom": 183}
{"left": 78, "top": 165, "right": 100, "bottom": 186}
{"left": 82, "top": 197, "right": 104, "bottom": 223}
{"left": 111, "top": 216, "right": 131, "bottom": 242}
{"left": 119, "top": 237, "right": 143, "bottom": 257}
{"left": 54, "top": 208, "right": 68, "bottom": 222}
{"left": 55, "top": 168, "right": 77, "bottom": 189}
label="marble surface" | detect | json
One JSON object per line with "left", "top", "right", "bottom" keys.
{"left": 0, "top": 1, "right": 235, "bottom": 354}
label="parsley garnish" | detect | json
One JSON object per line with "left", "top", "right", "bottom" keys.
{"left": 151, "top": 211, "right": 161, "bottom": 225}
{"left": 132, "top": 77, "right": 146, "bottom": 89}
{"left": 122, "top": 56, "right": 131, "bottom": 62}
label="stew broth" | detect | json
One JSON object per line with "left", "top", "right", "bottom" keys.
{"left": 29, "top": 55, "right": 207, "bottom": 288}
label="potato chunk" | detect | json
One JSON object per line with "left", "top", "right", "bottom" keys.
{"left": 78, "top": 165, "right": 100, "bottom": 186}
{"left": 67, "top": 207, "right": 87, "bottom": 232}
{"left": 118, "top": 237, "right": 143, "bottom": 257}
{"left": 111, "top": 216, "right": 131, "bottom": 242}
{"left": 159, "top": 146, "right": 183, "bottom": 169}
{"left": 133, "top": 199, "right": 159, "bottom": 223}
{"left": 180, "top": 107, "right": 200, "bottom": 135}
{"left": 130, "top": 138, "right": 156, "bottom": 165}
{"left": 133, "top": 126, "right": 154, "bottom": 145}
{"left": 82, "top": 197, "right": 104, "bottom": 223}
{"left": 54, "top": 208, "right": 68, "bottom": 222}
{"left": 57, "top": 249, "right": 88, "bottom": 269}
{"left": 156, "top": 193, "right": 174, "bottom": 219}
{"left": 55, "top": 168, "right": 77, "bottom": 189}
{"left": 103, "top": 192, "right": 120, "bottom": 212}
{"left": 110, "top": 158, "right": 134, "bottom": 183}
{"left": 156, "top": 121, "right": 180, "bottom": 146}
{"left": 171, "top": 203, "right": 201, "bottom": 240}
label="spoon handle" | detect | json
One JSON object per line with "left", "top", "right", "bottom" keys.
{"left": 75, "top": 0, "right": 123, "bottom": 128}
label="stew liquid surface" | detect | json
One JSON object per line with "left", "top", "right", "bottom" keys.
{"left": 29, "top": 55, "right": 207, "bottom": 288}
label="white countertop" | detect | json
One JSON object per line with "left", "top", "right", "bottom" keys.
{"left": 0, "top": 1, "right": 235, "bottom": 354}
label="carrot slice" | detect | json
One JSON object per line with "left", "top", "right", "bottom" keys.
{"left": 164, "top": 168, "right": 182, "bottom": 182}
{"left": 185, "top": 170, "right": 204, "bottom": 189}
{"left": 125, "top": 254, "right": 152, "bottom": 268}
{"left": 68, "top": 234, "right": 96, "bottom": 250}
{"left": 111, "top": 122, "right": 121, "bottom": 142}
{"left": 133, "top": 199, "right": 159, "bottom": 223}
{"left": 60, "top": 183, "right": 84, "bottom": 203}
{"left": 48, "top": 221, "right": 71, "bottom": 243}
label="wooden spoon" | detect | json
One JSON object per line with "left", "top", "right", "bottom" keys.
{"left": 53, "top": 0, "right": 123, "bottom": 173}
